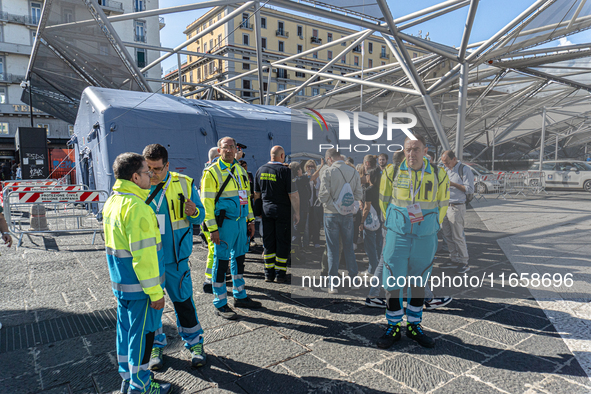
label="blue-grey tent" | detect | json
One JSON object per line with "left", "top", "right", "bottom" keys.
{"left": 73, "top": 87, "right": 408, "bottom": 192}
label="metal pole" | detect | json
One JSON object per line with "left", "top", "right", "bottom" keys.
{"left": 254, "top": 2, "right": 265, "bottom": 104}
{"left": 491, "top": 130, "right": 495, "bottom": 171}
{"left": 555, "top": 134, "right": 559, "bottom": 160}
{"left": 455, "top": 62, "right": 468, "bottom": 159}
{"left": 539, "top": 107, "right": 546, "bottom": 171}
{"left": 265, "top": 66, "right": 272, "bottom": 106}
{"left": 360, "top": 39, "right": 364, "bottom": 112}
{"left": 28, "top": 80, "right": 34, "bottom": 128}
{"left": 177, "top": 53, "right": 183, "bottom": 97}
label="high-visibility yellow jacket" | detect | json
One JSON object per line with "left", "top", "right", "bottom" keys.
{"left": 147, "top": 171, "right": 204, "bottom": 265}
{"left": 200, "top": 158, "right": 254, "bottom": 232}
{"left": 103, "top": 179, "right": 164, "bottom": 301}
{"left": 379, "top": 157, "right": 449, "bottom": 237}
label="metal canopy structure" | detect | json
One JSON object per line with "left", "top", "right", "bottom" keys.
{"left": 26, "top": 0, "right": 591, "bottom": 162}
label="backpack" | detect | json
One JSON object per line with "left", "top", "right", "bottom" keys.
{"left": 331, "top": 166, "right": 359, "bottom": 215}
{"left": 458, "top": 164, "right": 474, "bottom": 203}
{"left": 363, "top": 204, "right": 380, "bottom": 231}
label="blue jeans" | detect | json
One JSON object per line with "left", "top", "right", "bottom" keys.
{"left": 363, "top": 228, "right": 383, "bottom": 275}
{"left": 324, "top": 213, "right": 358, "bottom": 279}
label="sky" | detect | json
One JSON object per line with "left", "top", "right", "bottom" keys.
{"left": 157, "top": 0, "right": 591, "bottom": 74}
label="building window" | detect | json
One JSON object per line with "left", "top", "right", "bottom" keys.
{"left": 243, "top": 80, "right": 251, "bottom": 97}
{"left": 295, "top": 67, "right": 305, "bottom": 78}
{"left": 341, "top": 56, "right": 346, "bottom": 64}
{"left": 37, "top": 124, "right": 50, "bottom": 136}
{"left": 204, "top": 43, "right": 207, "bottom": 53}
{"left": 210, "top": 39, "right": 213, "bottom": 50}
{"left": 100, "top": 44, "right": 109, "bottom": 56}
{"left": 381, "top": 45, "right": 387, "bottom": 58}
{"left": 297, "top": 44, "right": 302, "bottom": 53}
{"left": 134, "top": 0, "right": 145, "bottom": 12}
{"left": 327, "top": 50, "right": 332, "bottom": 61}
{"left": 278, "top": 41, "right": 284, "bottom": 52}
{"left": 297, "top": 89, "right": 304, "bottom": 96}
{"left": 297, "top": 25, "right": 303, "bottom": 38}
{"left": 312, "top": 88, "right": 319, "bottom": 96}
{"left": 413, "top": 52, "right": 417, "bottom": 58}
{"left": 277, "top": 21, "right": 285, "bottom": 36}
{"left": 368, "top": 59, "right": 373, "bottom": 68}
{"left": 263, "top": 82, "right": 268, "bottom": 91}
{"left": 31, "top": 2, "right": 42, "bottom": 24}
{"left": 243, "top": 56, "right": 250, "bottom": 70}
{"left": 0, "top": 123, "right": 8, "bottom": 135}
{"left": 218, "top": 34, "right": 223, "bottom": 47}
{"left": 261, "top": 17, "right": 266, "bottom": 29}
{"left": 262, "top": 37, "right": 267, "bottom": 49}
{"left": 188, "top": 55, "right": 192, "bottom": 63}
{"left": 243, "top": 34, "right": 249, "bottom": 46}
{"left": 68, "top": 125, "right": 75, "bottom": 136}
{"left": 341, "top": 36, "right": 346, "bottom": 46}
{"left": 277, "top": 68, "right": 287, "bottom": 78}
{"left": 136, "top": 48, "right": 146, "bottom": 68}
{"left": 134, "top": 20, "right": 146, "bottom": 42}
{"left": 368, "top": 42, "right": 373, "bottom": 53}
{"left": 0, "top": 87, "right": 5, "bottom": 104}
{"left": 63, "top": 8, "right": 74, "bottom": 23}
{"left": 327, "top": 33, "right": 332, "bottom": 42}
{"left": 312, "top": 29, "right": 318, "bottom": 37}
{"left": 313, "top": 51, "right": 318, "bottom": 59}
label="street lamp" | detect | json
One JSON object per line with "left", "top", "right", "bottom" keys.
{"left": 20, "top": 80, "right": 34, "bottom": 128}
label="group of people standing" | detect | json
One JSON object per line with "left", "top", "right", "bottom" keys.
{"left": 103, "top": 133, "right": 474, "bottom": 393}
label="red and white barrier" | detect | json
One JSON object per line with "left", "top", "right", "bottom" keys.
{"left": 17, "top": 191, "right": 100, "bottom": 204}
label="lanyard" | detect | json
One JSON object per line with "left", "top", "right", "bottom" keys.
{"left": 408, "top": 163, "right": 425, "bottom": 203}
{"left": 155, "top": 176, "right": 172, "bottom": 214}
{"left": 226, "top": 165, "right": 243, "bottom": 189}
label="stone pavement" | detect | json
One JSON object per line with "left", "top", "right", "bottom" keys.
{"left": 1, "top": 192, "right": 591, "bottom": 393}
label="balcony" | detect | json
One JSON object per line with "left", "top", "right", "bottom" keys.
{"left": 380, "top": 52, "right": 390, "bottom": 59}
{"left": 135, "top": 34, "right": 147, "bottom": 43}
{"left": 276, "top": 29, "right": 289, "bottom": 38}
{"left": 0, "top": 73, "right": 27, "bottom": 84}
{"left": 97, "top": 0, "right": 124, "bottom": 14}
{"left": 353, "top": 46, "right": 361, "bottom": 53}
{"left": 0, "top": 11, "right": 39, "bottom": 26}
{"left": 159, "top": 17, "right": 166, "bottom": 30}
{"left": 310, "top": 36, "right": 322, "bottom": 44}
{"left": 240, "top": 21, "right": 253, "bottom": 30}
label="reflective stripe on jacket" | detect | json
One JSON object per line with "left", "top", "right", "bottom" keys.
{"left": 148, "top": 172, "right": 205, "bottom": 264}
{"left": 200, "top": 158, "right": 254, "bottom": 232}
{"left": 379, "top": 158, "right": 450, "bottom": 237}
{"left": 103, "top": 179, "right": 164, "bottom": 301}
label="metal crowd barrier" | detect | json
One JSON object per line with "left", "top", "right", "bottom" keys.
{"left": 2, "top": 188, "right": 108, "bottom": 248}
{"left": 473, "top": 171, "right": 547, "bottom": 201}
{"left": 473, "top": 173, "right": 504, "bottom": 201}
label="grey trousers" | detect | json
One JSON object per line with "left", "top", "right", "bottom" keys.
{"left": 441, "top": 204, "right": 469, "bottom": 264}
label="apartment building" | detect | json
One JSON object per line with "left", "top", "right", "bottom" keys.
{"left": 163, "top": 4, "right": 447, "bottom": 104}
{"left": 0, "top": 0, "right": 163, "bottom": 162}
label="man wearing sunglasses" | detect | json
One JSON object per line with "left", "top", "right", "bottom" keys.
{"left": 142, "top": 144, "right": 207, "bottom": 371}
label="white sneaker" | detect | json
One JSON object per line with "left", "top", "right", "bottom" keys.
{"left": 365, "top": 297, "right": 387, "bottom": 308}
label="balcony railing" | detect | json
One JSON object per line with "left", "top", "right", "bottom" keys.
{"left": 276, "top": 71, "right": 290, "bottom": 79}
{"left": 0, "top": 73, "right": 27, "bottom": 84}
{"left": 240, "top": 21, "right": 253, "bottom": 30}
{"left": 0, "top": 11, "right": 39, "bottom": 25}
{"left": 135, "top": 34, "right": 147, "bottom": 43}
{"left": 380, "top": 52, "right": 390, "bottom": 59}
{"left": 310, "top": 36, "right": 322, "bottom": 44}
{"left": 276, "top": 29, "right": 289, "bottom": 37}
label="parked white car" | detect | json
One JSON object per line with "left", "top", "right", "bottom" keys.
{"left": 464, "top": 162, "right": 502, "bottom": 194}
{"left": 528, "top": 160, "right": 591, "bottom": 192}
